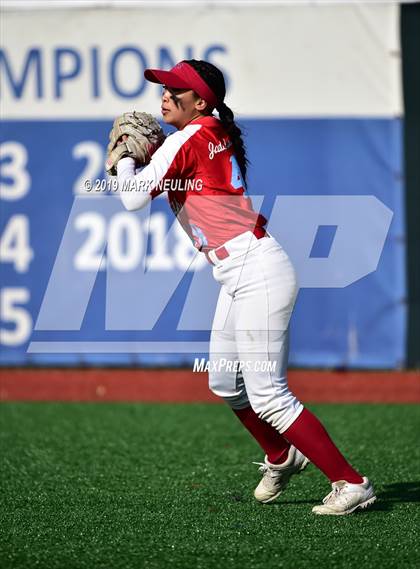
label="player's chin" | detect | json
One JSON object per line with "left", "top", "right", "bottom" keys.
{"left": 161, "top": 111, "right": 172, "bottom": 123}
{"left": 161, "top": 114, "right": 179, "bottom": 128}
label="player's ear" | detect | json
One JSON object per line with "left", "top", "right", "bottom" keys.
{"left": 195, "top": 97, "right": 208, "bottom": 112}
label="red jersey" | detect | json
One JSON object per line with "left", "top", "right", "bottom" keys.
{"left": 124, "top": 115, "right": 267, "bottom": 251}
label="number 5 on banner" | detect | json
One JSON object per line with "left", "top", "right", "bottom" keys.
{"left": 0, "top": 287, "right": 32, "bottom": 346}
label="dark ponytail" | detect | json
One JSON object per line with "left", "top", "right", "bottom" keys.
{"left": 184, "top": 59, "right": 249, "bottom": 187}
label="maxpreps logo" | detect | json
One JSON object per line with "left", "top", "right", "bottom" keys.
{"left": 193, "top": 358, "right": 277, "bottom": 373}
{"left": 26, "top": 193, "right": 393, "bottom": 357}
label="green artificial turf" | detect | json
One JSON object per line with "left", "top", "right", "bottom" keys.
{"left": 0, "top": 403, "right": 419, "bottom": 569}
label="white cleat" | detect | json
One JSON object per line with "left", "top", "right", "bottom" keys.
{"left": 312, "top": 477, "right": 377, "bottom": 515}
{"left": 253, "top": 446, "right": 310, "bottom": 504}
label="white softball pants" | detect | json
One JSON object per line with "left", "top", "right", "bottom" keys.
{"left": 209, "top": 231, "right": 304, "bottom": 433}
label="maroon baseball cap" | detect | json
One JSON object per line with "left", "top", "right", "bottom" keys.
{"left": 144, "top": 61, "right": 218, "bottom": 108}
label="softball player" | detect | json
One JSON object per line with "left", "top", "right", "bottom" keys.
{"left": 115, "top": 60, "right": 376, "bottom": 515}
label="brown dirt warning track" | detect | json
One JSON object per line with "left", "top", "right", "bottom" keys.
{"left": 0, "top": 368, "right": 419, "bottom": 403}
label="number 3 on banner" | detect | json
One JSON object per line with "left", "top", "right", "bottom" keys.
{"left": 0, "top": 142, "right": 31, "bottom": 200}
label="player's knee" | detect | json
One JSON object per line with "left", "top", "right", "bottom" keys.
{"left": 222, "top": 391, "right": 249, "bottom": 410}
{"left": 208, "top": 371, "right": 249, "bottom": 409}
{"left": 249, "top": 391, "right": 303, "bottom": 433}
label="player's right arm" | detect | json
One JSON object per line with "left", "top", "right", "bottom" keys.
{"left": 117, "top": 125, "right": 199, "bottom": 211}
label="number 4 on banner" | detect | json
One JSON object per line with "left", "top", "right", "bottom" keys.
{"left": 0, "top": 215, "right": 34, "bottom": 273}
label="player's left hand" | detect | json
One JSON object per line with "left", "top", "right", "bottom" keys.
{"left": 105, "top": 111, "right": 166, "bottom": 176}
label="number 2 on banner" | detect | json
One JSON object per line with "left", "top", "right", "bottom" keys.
{"left": 72, "top": 141, "right": 105, "bottom": 194}
{"left": 0, "top": 215, "right": 34, "bottom": 273}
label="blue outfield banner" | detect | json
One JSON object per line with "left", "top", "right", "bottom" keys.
{"left": 0, "top": 118, "right": 406, "bottom": 368}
